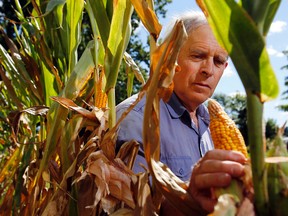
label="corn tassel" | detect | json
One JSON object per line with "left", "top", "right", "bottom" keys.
{"left": 208, "top": 98, "right": 248, "bottom": 158}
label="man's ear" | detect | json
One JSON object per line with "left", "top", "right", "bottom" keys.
{"left": 175, "top": 64, "right": 181, "bottom": 73}
{"left": 224, "top": 61, "right": 228, "bottom": 69}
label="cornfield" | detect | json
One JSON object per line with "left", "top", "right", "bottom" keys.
{"left": 0, "top": 0, "right": 287, "bottom": 215}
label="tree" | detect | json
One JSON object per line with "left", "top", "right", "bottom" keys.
{"left": 265, "top": 118, "right": 278, "bottom": 140}
{"left": 277, "top": 50, "right": 288, "bottom": 111}
{"left": 0, "top": 0, "right": 33, "bottom": 48}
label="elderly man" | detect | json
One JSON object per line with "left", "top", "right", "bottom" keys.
{"left": 116, "top": 11, "right": 246, "bottom": 214}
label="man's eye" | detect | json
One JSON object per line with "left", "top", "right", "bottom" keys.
{"left": 192, "top": 55, "right": 203, "bottom": 59}
{"left": 214, "top": 58, "right": 226, "bottom": 66}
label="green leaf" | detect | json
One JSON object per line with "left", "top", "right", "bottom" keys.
{"left": 263, "top": 0, "right": 281, "bottom": 36}
{"left": 103, "top": 0, "right": 133, "bottom": 127}
{"left": 197, "top": 0, "right": 279, "bottom": 102}
{"left": 41, "top": 62, "right": 58, "bottom": 106}
{"left": 241, "top": 0, "right": 270, "bottom": 25}
{"left": 45, "top": 0, "right": 66, "bottom": 14}
{"left": 241, "top": 0, "right": 281, "bottom": 36}
{"left": 87, "top": 0, "right": 111, "bottom": 48}
{"left": 104, "top": 0, "right": 133, "bottom": 91}
{"left": 66, "top": 0, "right": 84, "bottom": 76}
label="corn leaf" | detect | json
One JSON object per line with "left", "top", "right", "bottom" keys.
{"left": 66, "top": 0, "right": 84, "bottom": 76}
{"left": 87, "top": 0, "right": 111, "bottom": 48}
{"left": 197, "top": 0, "right": 279, "bottom": 102}
{"left": 37, "top": 40, "right": 96, "bottom": 183}
{"left": 0, "top": 147, "right": 22, "bottom": 183}
{"left": 104, "top": 0, "right": 133, "bottom": 91}
{"left": 262, "top": 0, "right": 281, "bottom": 36}
{"left": 241, "top": 0, "right": 281, "bottom": 36}
{"left": 45, "top": 0, "right": 66, "bottom": 14}
{"left": 123, "top": 52, "right": 145, "bottom": 98}
{"left": 130, "top": 0, "right": 162, "bottom": 40}
{"left": 42, "top": 136, "right": 97, "bottom": 216}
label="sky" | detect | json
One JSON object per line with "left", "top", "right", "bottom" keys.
{"left": 144, "top": 1, "right": 288, "bottom": 126}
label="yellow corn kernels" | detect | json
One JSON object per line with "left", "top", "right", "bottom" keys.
{"left": 208, "top": 99, "right": 248, "bottom": 158}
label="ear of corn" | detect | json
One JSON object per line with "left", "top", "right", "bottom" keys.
{"left": 208, "top": 98, "right": 248, "bottom": 158}
{"left": 208, "top": 99, "right": 255, "bottom": 215}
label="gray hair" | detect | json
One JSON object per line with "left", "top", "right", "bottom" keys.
{"left": 163, "top": 11, "right": 208, "bottom": 36}
{"left": 178, "top": 11, "right": 208, "bottom": 33}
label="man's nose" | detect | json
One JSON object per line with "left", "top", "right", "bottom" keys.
{"left": 201, "top": 58, "right": 214, "bottom": 77}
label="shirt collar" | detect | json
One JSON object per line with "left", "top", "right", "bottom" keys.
{"left": 164, "top": 92, "right": 210, "bottom": 125}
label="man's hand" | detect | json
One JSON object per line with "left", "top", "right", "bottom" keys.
{"left": 187, "top": 149, "right": 247, "bottom": 212}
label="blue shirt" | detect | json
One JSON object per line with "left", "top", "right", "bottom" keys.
{"left": 116, "top": 92, "right": 214, "bottom": 181}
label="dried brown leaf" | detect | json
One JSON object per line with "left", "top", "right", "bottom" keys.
{"left": 149, "top": 20, "right": 188, "bottom": 102}
{"left": 42, "top": 196, "right": 68, "bottom": 216}
{"left": 131, "top": 172, "right": 155, "bottom": 215}
{"left": 99, "top": 127, "right": 117, "bottom": 160}
{"left": 130, "top": 0, "right": 162, "bottom": 41}
{"left": 110, "top": 208, "right": 134, "bottom": 216}
{"left": 100, "top": 196, "right": 119, "bottom": 214}
{"left": 116, "top": 139, "right": 139, "bottom": 170}
{"left": 141, "top": 19, "right": 200, "bottom": 215}
{"left": 150, "top": 159, "right": 206, "bottom": 215}
{"left": 51, "top": 96, "right": 103, "bottom": 124}
{"left": 42, "top": 140, "right": 97, "bottom": 215}
{"left": 84, "top": 152, "right": 135, "bottom": 209}
{"left": 77, "top": 173, "right": 98, "bottom": 216}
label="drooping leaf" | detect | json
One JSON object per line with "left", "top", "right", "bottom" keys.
{"left": 123, "top": 52, "right": 145, "bottom": 97}
{"left": 130, "top": 0, "right": 162, "bottom": 40}
{"left": 42, "top": 136, "right": 97, "bottom": 215}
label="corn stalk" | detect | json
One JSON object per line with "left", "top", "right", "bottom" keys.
{"left": 196, "top": 0, "right": 282, "bottom": 215}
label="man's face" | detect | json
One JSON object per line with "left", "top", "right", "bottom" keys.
{"left": 173, "top": 24, "right": 228, "bottom": 112}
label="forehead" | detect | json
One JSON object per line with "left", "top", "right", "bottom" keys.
{"left": 184, "top": 25, "right": 228, "bottom": 56}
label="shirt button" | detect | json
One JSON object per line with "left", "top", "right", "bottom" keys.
{"left": 179, "top": 168, "right": 184, "bottom": 175}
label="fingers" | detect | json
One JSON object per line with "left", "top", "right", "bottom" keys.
{"left": 196, "top": 194, "right": 217, "bottom": 213}
{"left": 203, "top": 149, "right": 247, "bottom": 163}
{"left": 193, "top": 159, "right": 245, "bottom": 177}
{"left": 194, "top": 172, "right": 231, "bottom": 189}
{"left": 186, "top": 149, "right": 247, "bottom": 213}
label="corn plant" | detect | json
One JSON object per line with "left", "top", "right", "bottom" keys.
{"left": 0, "top": 0, "right": 148, "bottom": 214}
{"left": 195, "top": 0, "right": 288, "bottom": 215}
{"left": 0, "top": 0, "right": 191, "bottom": 214}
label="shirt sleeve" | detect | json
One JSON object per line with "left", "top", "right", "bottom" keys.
{"left": 116, "top": 106, "right": 148, "bottom": 173}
